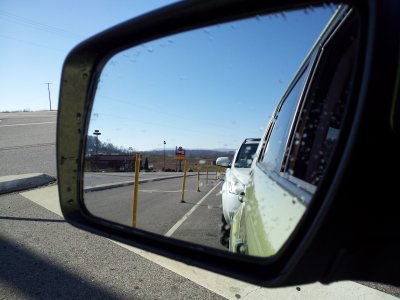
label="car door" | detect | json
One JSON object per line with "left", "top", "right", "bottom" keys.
{"left": 229, "top": 58, "right": 315, "bottom": 255}
{"left": 232, "top": 8, "right": 359, "bottom": 257}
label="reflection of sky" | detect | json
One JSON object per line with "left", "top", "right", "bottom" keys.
{"left": 89, "top": 6, "right": 336, "bottom": 151}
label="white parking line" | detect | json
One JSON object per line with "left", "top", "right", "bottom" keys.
{"left": 140, "top": 189, "right": 181, "bottom": 193}
{"left": 164, "top": 181, "right": 222, "bottom": 237}
{"left": 0, "top": 121, "right": 56, "bottom": 127}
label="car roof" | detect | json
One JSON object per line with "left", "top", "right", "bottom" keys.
{"left": 242, "top": 138, "right": 261, "bottom": 144}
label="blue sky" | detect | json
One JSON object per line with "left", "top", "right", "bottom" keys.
{"left": 0, "top": 0, "right": 176, "bottom": 112}
{"left": 87, "top": 5, "right": 337, "bottom": 151}
{"left": 0, "top": 1, "right": 336, "bottom": 151}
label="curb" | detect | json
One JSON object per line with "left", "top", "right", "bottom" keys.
{"left": 84, "top": 174, "right": 197, "bottom": 193}
{"left": 0, "top": 173, "right": 56, "bottom": 195}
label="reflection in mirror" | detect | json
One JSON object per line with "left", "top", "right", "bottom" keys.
{"left": 83, "top": 4, "right": 359, "bottom": 257}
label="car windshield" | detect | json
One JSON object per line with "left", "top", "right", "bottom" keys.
{"left": 234, "top": 143, "right": 259, "bottom": 168}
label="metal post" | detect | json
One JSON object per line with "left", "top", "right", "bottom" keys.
{"left": 197, "top": 164, "right": 201, "bottom": 192}
{"left": 128, "top": 147, "right": 133, "bottom": 171}
{"left": 45, "top": 82, "right": 52, "bottom": 111}
{"left": 181, "top": 160, "right": 188, "bottom": 202}
{"left": 163, "top": 141, "right": 166, "bottom": 171}
{"left": 132, "top": 153, "right": 140, "bottom": 227}
{"left": 93, "top": 130, "right": 101, "bottom": 155}
{"left": 206, "top": 165, "right": 209, "bottom": 185}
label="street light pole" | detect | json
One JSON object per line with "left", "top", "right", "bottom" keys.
{"left": 129, "top": 147, "right": 133, "bottom": 171}
{"left": 163, "top": 140, "right": 166, "bottom": 171}
{"left": 93, "top": 130, "right": 101, "bottom": 155}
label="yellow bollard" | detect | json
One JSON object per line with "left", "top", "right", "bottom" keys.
{"left": 215, "top": 166, "right": 218, "bottom": 180}
{"left": 132, "top": 153, "right": 140, "bottom": 227}
{"left": 181, "top": 160, "right": 187, "bottom": 202}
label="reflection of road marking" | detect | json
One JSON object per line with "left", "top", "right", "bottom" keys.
{"left": 140, "top": 189, "right": 181, "bottom": 193}
{"left": 84, "top": 174, "right": 197, "bottom": 192}
{"left": 164, "top": 181, "right": 222, "bottom": 237}
{"left": 0, "top": 121, "right": 56, "bottom": 127}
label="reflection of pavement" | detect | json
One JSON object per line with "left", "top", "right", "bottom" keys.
{"left": 84, "top": 171, "right": 219, "bottom": 192}
{"left": 84, "top": 176, "right": 226, "bottom": 251}
{"left": 84, "top": 172, "right": 186, "bottom": 186}
{"left": 84, "top": 172, "right": 200, "bottom": 192}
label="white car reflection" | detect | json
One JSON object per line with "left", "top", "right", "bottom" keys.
{"left": 217, "top": 138, "right": 260, "bottom": 246}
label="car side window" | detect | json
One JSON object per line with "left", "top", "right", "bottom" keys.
{"left": 259, "top": 65, "right": 309, "bottom": 171}
{"left": 234, "top": 143, "right": 259, "bottom": 168}
{"left": 282, "top": 12, "right": 359, "bottom": 186}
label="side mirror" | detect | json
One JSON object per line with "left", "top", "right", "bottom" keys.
{"left": 238, "top": 191, "right": 245, "bottom": 203}
{"left": 216, "top": 157, "right": 230, "bottom": 168}
{"left": 57, "top": 0, "right": 400, "bottom": 288}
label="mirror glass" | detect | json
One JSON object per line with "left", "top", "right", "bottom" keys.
{"left": 83, "top": 4, "right": 358, "bottom": 257}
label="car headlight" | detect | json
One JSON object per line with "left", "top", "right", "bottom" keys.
{"left": 228, "top": 178, "right": 245, "bottom": 195}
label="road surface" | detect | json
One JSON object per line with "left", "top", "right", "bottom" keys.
{"left": 1, "top": 111, "right": 398, "bottom": 299}
{"left": 0, "top": 111, "right": 57, "bottom": 177}
{"left": 85, "top": 174, "right": 226, "bottom": 251}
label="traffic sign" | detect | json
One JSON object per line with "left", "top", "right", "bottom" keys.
{"left": 176, "top": 146, "right": 185, "bottom": 160}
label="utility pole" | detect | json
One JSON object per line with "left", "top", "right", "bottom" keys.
{"left": 44, "top": 83, "right": 52, "bottom": 111}
{"left": 163, "top": 140, "right": 166, "bottom": 171}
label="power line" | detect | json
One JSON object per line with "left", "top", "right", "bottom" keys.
{"left": 0, "top": 33, "right": 64, "bottom": 52}
{"left": 0, "top": 10, "right": 83, "bottom": 39}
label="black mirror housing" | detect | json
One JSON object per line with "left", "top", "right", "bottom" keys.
{"left": 57, "top": 0, "right": 400, "bottom": 287}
